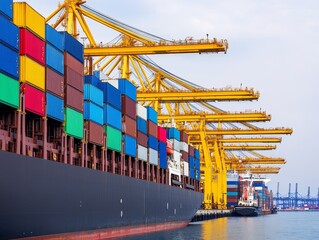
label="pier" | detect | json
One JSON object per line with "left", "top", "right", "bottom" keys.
{"left": 191, "top": 209, "right": 232, "bottom": 222}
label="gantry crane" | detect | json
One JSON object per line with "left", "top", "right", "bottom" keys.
{"left": 46, "top": 1, "right": 293, "bottom": 210}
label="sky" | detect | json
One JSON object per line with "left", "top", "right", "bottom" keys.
{"left": 24, "top": 0, "right": 319, "bottom": 196}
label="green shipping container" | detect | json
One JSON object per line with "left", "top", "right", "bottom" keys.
{"left": 65, "top": 107, "right": 84, "bottom": 139}
{"left": 0, "top": 72, "right": 19, "bottom": 108}
{"left": 105, "top": 125, "right": 122, "bottom": 152}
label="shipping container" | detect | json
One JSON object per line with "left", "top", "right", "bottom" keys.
{"left": 84, "top": 75, "right": 100, "bottom": 88}
{"left": 173, "top": 150, "right": 181, "bottom": 164}
{"left": 45, "top": 24, "right": 63, "bottom": 52}
{"left": 88, "top": 121, "right": 104, "bottom": 146}
{"left": 137, "top": 131, "right": 148, "bottom": 147}
{"left": 20, "top": 56, "right": 45, "bottom": 90}
{"left": 105, "top": 125, "right": 122, "bottom": 152}
{"left": 146, "top": 106, "right": 158, "bottom": 124}
{"left": 188, "top": 145, "right": 194, "bottom": 157}
{"left": 180, "top": 142, "right": 188, "bottom": 152}
{"left": 0, "top": 42, "right": 19, "bottom": 79}
{"left": 64, "top": 66, "right": 83, "bottom": 92}
{"left": 46, "top": 67, "right": 64, "bottom": 97}
{"left": 137, "top": 144, "right": 147, "bottom": 162}
{"left": 84, "top": 101, "right": 103, "bottom": 126}
{"left": 137, "top": 104, "right": 147, "bottom": 120}
{"left": 227, "top": 181, "right": 239, "bottom": 185}
{"left": 13, "top": 2, "right": 45, "bottom": 39}
{"left": 194, "top": 149, "right": 200, "bottom": 160}
{"left": 189, "top": 168, "right": 195, "bottom": 179}
{"left": 65, "top": 85, "right": 83, "bottom": 112}
{"left": 181, "top": 151, "right": 188, "bottom": 162}
{"left": 118, "top": 79, "right": 136, "bottom": 101}
{"left": 64, "top": 52, "right": 84, "bottom": 75}
{"left": 227, "top": 187, "right": 239, "bottom": 192}
{"left": 0, "top": 72, "right": 19, "bottom": 108}
{"left": 172, "top": 139, "right": 180, "bottom": 152}
{"left": 0, "top": 14, "right": 19, "bottom": 51}
{"left": 60, "top": 31, "right": 83, "bottom": 63}
{"left": 149, "top": 148, "right": 158, "bottom": 166}
{"left": 195, "top": 158, "right": 200, "bottom": 170}
{"left": 98, "top": 81, "right": 121, "bottom": 110}
{"left": 103, "top": 104, "right": 122, "bottom": 130}
{"left": 158, "top": 141, "right": 167, "bottom": 169}
{"left": 147, "top": 120, "right": 158, "bottom": 138}
{"left": 180, "top": 131, "right": 188, "bottom": 143}
{"left": 137, "top": 117, "right": 147, "bottom": 134}
{"left": 122, "top": 115, "right": 136, "bottom": 138}
{"left": 195, "top": 169, "right": 200, "bottom": 181}
{"left": 84, "top": 84, "right": 103, "bottom": 107}
{"left": 46, "top": 43, "right": 64, "bottom": 74}
{"left": 46, "top": 93, "right": 64, "bottom": 122}
{"left": 122, "top": 95, "right": 136, "bottom": 119}
{"left": 166, "top": 140, "right": 174, "bottom": 155}
{"left": 20, "top": 28, "right": 45, "bottom": 65}
{"left": 124, "top": 135, "right": 137, "bottom": 157}
{"left": 148, "top": 135, "right": 158, "bottom": 150}
{"left": 183, "top": 161, "right": 189, "bottom": 177}
{"left": 189, "top": 156, "right": 195, "bottom": 169}
{"left": 65, "top": 107, "right": 84, "bottom": 139}
{"left": 157, "top": 126, "right": 166, "bottom": 143}
{"left": 0, "top": 0, "right": 13, "bottom": 20}
{"left": 167, "top": 127, "right": 180, "bottom": 141}
{"left": 22, "top": 84, "right": 45, "bottom": 116}
{"left": 93, "top": 70, "right": 108, "bottom": 81}
{"left": 227, "top": 192, "right": 238, "bottom": 197}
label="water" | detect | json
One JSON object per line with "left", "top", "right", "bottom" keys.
{"left": 117, "top": 211, "right": 319, "bottom": 240}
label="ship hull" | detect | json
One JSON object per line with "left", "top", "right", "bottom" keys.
{"left": 0, "top": 150, "right": 203, "bottom": 239}
{"left": 233, "top": 206, "right": 261, "bottom": 217}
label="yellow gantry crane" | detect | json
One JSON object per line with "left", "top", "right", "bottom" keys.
{"left": 47, "top": 1, "right": 293, "bottom": 210}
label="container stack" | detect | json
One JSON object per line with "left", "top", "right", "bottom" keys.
{"left": 14, "top": 2, "right": 46, "bottom": 117}
{"left": 61, "top": 31, "right": 84, "bottom": 139}
{"left": 188, "top": 145, "right": 195, "bottom": 179}
{"left": 136, "top": 104, "right": 147, "bottom": 162}
{"left": 0, "top": 0, "right": 19, "bottom": 109}
{"left": 166, "top": 127, "right": 181, "bottom": 170}
{"left": 180, "top": 131, "right": 189, "bottom": 178}
{"left": 194, "top": 148, "right": 201, "bottom": 181}
{"left": 157, "top": 126, "right": 167, "bottom": 169}
{"left": 146, "top": 106, "right": 158, "bottom": 166}
{"left": 227, "top": 171, "right": 240, "bottom": 208}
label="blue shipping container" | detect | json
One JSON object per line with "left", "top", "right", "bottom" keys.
{"left": 167, "top": 128, "right": 180, "bottom": 141}
{"left": 84, "top": 84, "right": 103, "bottom": 107}
{"left": 194, "top": 149, "right": 200, "bottom": 159}
{"left": 60, "top": 31, "right": 83, "bottom": 63}
{"left": 146, "top": 106, "right": 158, "bottom": 124}
{"left": 84, "top": 75, "right": 100, "bottom": 88}
{"left": 0, "top": 42, "right": 19, "bottom": 79}
{"left": 137, "top": 117, "right": 147, "bottom": 134}
{"left": 227, "top": 192, "right": 238, "bottom": 197}
{"left": 103, "top": 104, "right": 122, "bottom": 130}
{"left": 46, "top": 43, "right": 64, "bottom": 75}
{"left": 148, "top": 135, "right": 158, "bottom": 150}
{"left": 46, "top": 93, "right": 64, "bottom": 122}
{"left": 158, "top": 141, "right": 167, "bottom": 169}
{"left": 195, "top": 169, "right": 200, "bottom": 181}
{"left": 0, "top": 14, "right": 19, "bottom": 51}
{"left": 124, "top": 135, "right": 137, "bottom": 157}
{"left": 45, "top": 24, "right": 63, "bottom": 52}
{"left": 98, "top": 81, "right": 121, "bottom": 110}
{"left": 195, "top": 158, "right": 200, "bottom": 170}
{"left": 0, "top": 0, "right": 13, "bottom": 20}
{"left": 190, "top": 168, "right": 195, "bottom": 179}
{"left": 189, "top": 156, "right": 195, "bottom": 169}
{"left": 227, "top": 181, "right": 239, "bottom": 185}
{"left": 118, "top": 79, "right": 136, "bottom": 101}
{"left": 84, "top": 101, "right": 103, "bottom": 125}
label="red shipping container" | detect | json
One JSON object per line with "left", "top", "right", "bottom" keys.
{"left": 166, "top": 140, "right": 173, "bottom": 155}
{"left": 147, "top": 120, "right": 157, "bottom": 138}
{"left": 181, "top": 150, "right": 189, "bottom": 162}
{"left": 65, "top": 66, "right": 83, "bottom": 92}
{"left": 88, "top": 121, "right": 104, "bottom": 146}
{"left": 180, "top": 131, "right": 188, "bottom": 143}
{"left": 122, "top": 115, "right": 136, "bottom": 138}
{"left": 46, "top": 67, "right": 64, "bottom": 97}
{"left": 157, "top": 126, "right": 166, "bottom": 143}
{"left": 64, "top": 52, "right": 84, "bottom": 75}
{"left": 20, "top": 28, "right": 45, "bottom": 65}
{"left": 65, "top": 85, "right": 83, "bottom": 112}
{"left": 188, "top": 145, "right": 194, "bottom": 157}
{"left": 137, "top": 131, "right": 147, "bottom": 147}
{"left": 122, "top": 95, "right": 136, "bottom": 119}
{"left": 22, "top": 83, "right": 45, "bottom": 116}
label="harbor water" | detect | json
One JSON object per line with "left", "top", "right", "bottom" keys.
{"left": 118, "top": 211, "right": 319, "bottom": 240}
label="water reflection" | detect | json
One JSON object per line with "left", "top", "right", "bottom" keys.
{"left": 201, "top": 217, "right": 228, "bottom": 240}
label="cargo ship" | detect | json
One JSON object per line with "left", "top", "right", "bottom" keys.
{"left": 0, "top": 1, "right": 203, "bottom": 239}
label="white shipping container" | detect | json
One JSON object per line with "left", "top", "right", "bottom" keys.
{"left": 137, "top": 104, "right": 147, "bottom": 120}
{"left": 172, "top": 139, "right": 180, "bottom": 152}
{"left": 180, "top": 142, "right": 189, "bottom": 152}
{"left": 173, "top": 150, "right": 181, "bottom": 168}
{"left": 149, "top": 148, "right": 158, "bottom": 165}
{"left": 183, "top": 161, "right": 189, "bottom": 177}
{"left": 138, "top": 144, "right": 148, "bottom": 161}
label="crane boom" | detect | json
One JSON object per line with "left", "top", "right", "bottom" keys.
{"left": 189, "top": 137, "right": 282, "bottom": 144}
{"left": 220, "top": 145, "right": 277, "bottom": 151}
{"left": 225, "top": 157, "right": 286, "bottom": 164}
{"left": 186, "top": 128, "right": 293, "bottom": 135}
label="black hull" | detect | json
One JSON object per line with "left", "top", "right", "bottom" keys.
{"left": 0, "top": 150, "right": 203, "bottom": 239}
{"left": 233, "top": 206, "right": 261, "bottom": 217}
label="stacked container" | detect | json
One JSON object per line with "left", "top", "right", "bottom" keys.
{"left": 0, "top": 0, "right": 19, "bottom": 109}
{"left": 180, "top": 131, "right": 189, "bottom": 177}
{"left": 13, "top": 2, "right": 46, "bottom": 116}
{"left": 158, "top": 126, "right": 167, "bottom": 169}
{"left": 166, "top": 127, "right": 181, "bottom": 170}
{"left": 188, "top": 145, "right": 195, "bottom": 179}
{"left": 119, "top": 79, "right": 137, "bottom": 155}
{"left": 136, "top": 104, "right": 147, "bottom": 161}
{"left": 194, "top": 148, "right": 201, "bottom": 181}
{"left": 61, "top": 31, "right": 84, "bottom": 139}
{"left": 45, "top": 24, "right": 64, "bottom": 122}
{"left": 146, "top": 106, "right": 158, "bottom": 166}
{"left": 227, "top": 171, "right": 239, "bottom": 207}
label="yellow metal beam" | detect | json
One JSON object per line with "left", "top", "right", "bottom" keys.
{"left": 225, "top": 157, "right": 286, "bottom": 164}
{"left": 222, "top": 145, "right": 277, "bottom": 151}
{"left": 190, "top": 137, "right": 282, "bottom": 144}
{"left": 186, "top": 128, "right": 293, "bottom": 135}
{"left": 237, "top": 167, "right": 281, "bottom": 174}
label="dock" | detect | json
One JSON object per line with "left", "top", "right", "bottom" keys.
{"left": 191, "top": 209, "right": 232, "bottom": 222}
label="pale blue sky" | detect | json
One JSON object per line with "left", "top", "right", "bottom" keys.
{"left": 24, "top": 0, "right": 319, "bottom": 196}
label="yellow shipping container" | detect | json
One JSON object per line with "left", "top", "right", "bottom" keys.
{"left": 13, "top": 2, "right": 45, "bottom": 39}
{"left": 20, "top": 56, "right": 45, "bottom": 90}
